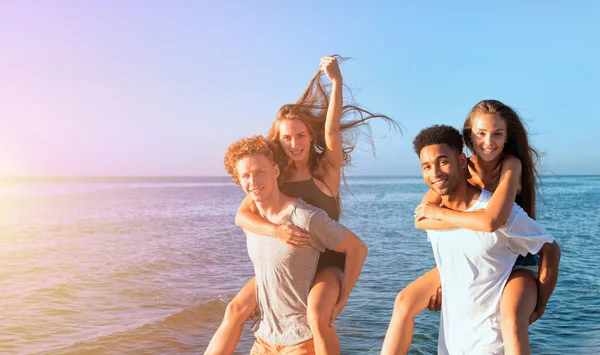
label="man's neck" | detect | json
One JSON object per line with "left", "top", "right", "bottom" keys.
{"left": 441, "top": 181, "right": 481, "bottom": 211}
{"left": 254, "top": 191, "right": 296, "bottom": 223}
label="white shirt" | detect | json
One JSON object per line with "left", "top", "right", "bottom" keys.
{"left": 427, "top": 189, "right": 554, "bottom": 355}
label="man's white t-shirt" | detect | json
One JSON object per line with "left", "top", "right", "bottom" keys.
{"left": 427, "top": 189, "right": 554, "bottom": 355}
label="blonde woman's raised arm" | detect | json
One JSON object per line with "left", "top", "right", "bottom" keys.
{"left": 321, "top": 56, "right": 343, "bottom": 193}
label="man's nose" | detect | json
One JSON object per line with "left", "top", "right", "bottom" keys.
{"left": 431, "top": 164, "right": 442, "bottom": 178}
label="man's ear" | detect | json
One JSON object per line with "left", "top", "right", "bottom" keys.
{"left": 458, "top": 152, "right": 467, "bottom": 171}
{"left": 274, "top": 163, "right": 280, "bottom": 178}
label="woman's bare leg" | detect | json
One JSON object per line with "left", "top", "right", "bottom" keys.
{"left": 501, "top": 269, "right": 537, "bottom": 355}
{"left": 204, "top": 278, "right": 257, "bottom": 355}
{"left": 381, "top": 267, "right": 441, "bottom": 355}
{"left": 307, "top": 267, "right": 342, "bottom": 355}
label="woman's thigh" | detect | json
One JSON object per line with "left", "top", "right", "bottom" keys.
{"left": 307, "top": 267, "right": 342, "bottom": 315}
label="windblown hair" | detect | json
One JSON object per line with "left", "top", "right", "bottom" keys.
{"left": 267, "top": 55, "right": 401, "bottom": 185}
{"left": 413, "top": 125, "right": 464, "bottom": 156}
{"left": 463, "top": 100, "right": 541, "bottom": 218}
{"left": 223, "top": 135, "right": 276, "bottom": 185}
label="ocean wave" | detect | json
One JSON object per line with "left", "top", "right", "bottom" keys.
{"left": 38, "top": 298, "right": 231, "bottom": 355}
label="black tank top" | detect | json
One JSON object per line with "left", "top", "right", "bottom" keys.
{"left": 281, "top": 178, "right": 345, "bottom": 272}
{"left": 281, "top": 179, "right": 340, "bottom": 221}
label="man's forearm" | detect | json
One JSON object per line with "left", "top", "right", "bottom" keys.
{"left": 339, "top": 244, "right": 368, "bottom": 300}
{"left": 537, "top": 241, "right": 561, "bottom": 306}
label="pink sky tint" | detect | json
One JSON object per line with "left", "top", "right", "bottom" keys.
{"left": 2, "top": 1, "right": 599, "bottom": 176}
{"left": 0, "top": 2, "right": 234, "bottom": 176}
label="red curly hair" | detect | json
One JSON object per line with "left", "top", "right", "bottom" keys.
{"left": 223, "top": 135, "right": 277, "bottom": 185}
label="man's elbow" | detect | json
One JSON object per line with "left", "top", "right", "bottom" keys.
{"left": 545, "top": 240, "right": 561, "bottom": 262}
{"left": 234, "top": 211, "right": 243, "bottom": 228}
{"left": 347, "top": 238, "right": 368, "bottom": 262}
{"left": 538, "top": 240, "right": 561, "bottom": 284}
{"left": 358, "top": 240, "right": 368, "bottom": 261}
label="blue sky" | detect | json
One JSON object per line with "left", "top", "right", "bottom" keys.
{"left": 1, "top": 1, "right": 598, "bottom": 176}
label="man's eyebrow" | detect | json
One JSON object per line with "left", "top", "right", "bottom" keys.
{"left": 421, "top": 154, "right": 449, "bottom": 166}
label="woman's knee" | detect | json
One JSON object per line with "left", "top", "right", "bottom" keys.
{"left": 393, "top": 287, "right": 422, "bottom": 318}
{"left": 307, "top": 273, "right": 341, "bottom": 330}
{"left": 501, "top": 302, "right": 531, "bottom": 328}
{"left": 224, "top": 298, "right": 251, "bottom": 324}
{"left": 306, "top": 295, "right": 338, "bottom": 330}
{"left": 307, "top": 305, "right": 330, "bottom": 331}
{"left": 501, "top": 297, "right": 533, "bottom": 334}
{"left": 501, "top": 314, "right": 529, "bottom": 339}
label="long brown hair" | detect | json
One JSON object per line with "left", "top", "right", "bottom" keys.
{"left": 267, "top": 55, "right": 401, "bottom": 186}
{"left": 463, "top": 100, "right": 541, "bottom": 218}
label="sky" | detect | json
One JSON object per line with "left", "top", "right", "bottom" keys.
{"left": 1, "top": 1, "right": 598, "bottom": 177}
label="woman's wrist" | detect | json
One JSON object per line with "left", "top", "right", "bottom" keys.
{"left": 271, "top": 224, "right": 279, "bottom": 239}
{"left": 437, "top": 207, "right": 448, "bottom": 221}
{"left": 331, "top": 77, "right": 343, "bottom": 86}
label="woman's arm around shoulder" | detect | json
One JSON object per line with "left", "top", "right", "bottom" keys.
{"left": 235, "top": 195, "right": 310, "bottom": 249}
{"left": 414, "top": 188, "right": 458, "bottom": 230}
{"left": 415, "top": 154, "right": 522, "bottom": 232}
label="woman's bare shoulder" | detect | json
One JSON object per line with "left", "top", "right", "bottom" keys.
{"left": 502, "top": 154, "right": 522, "bottom": 169}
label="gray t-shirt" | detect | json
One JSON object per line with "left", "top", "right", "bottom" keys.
{"left": 246, "top": 198, "right": 347, "bottom": 346}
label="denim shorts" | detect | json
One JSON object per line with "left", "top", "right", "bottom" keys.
{"left": 512, "top": 253, "right": 539, "bottom": 275}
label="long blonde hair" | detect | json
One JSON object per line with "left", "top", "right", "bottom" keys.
{"left": 267, "top": 55, "right": 401, "bottom": 185}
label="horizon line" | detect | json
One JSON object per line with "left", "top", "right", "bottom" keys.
{"left": 1, "top": 173, "right": 599, "bottom": 180}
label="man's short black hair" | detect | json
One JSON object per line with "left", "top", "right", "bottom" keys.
{"left": 413, "top": 125, "right": 464, "bottom": 156}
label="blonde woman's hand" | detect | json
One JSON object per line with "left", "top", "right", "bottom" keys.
{"left": 275, "top": 224, "right": 310, "bottom": 250}
{"left": 320, "top": 56, "right": 342, "bottom": 84}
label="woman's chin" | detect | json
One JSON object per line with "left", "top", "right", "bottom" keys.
{"left": 287, "top": 153, "right": 309, "bottom": 162}
{"left": 478, "top": 152, "right": 501, "bottom": 162}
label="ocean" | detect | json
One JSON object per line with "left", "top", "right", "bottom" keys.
{"left": 1, "top": 176, "right": 599, "bottom": 354}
